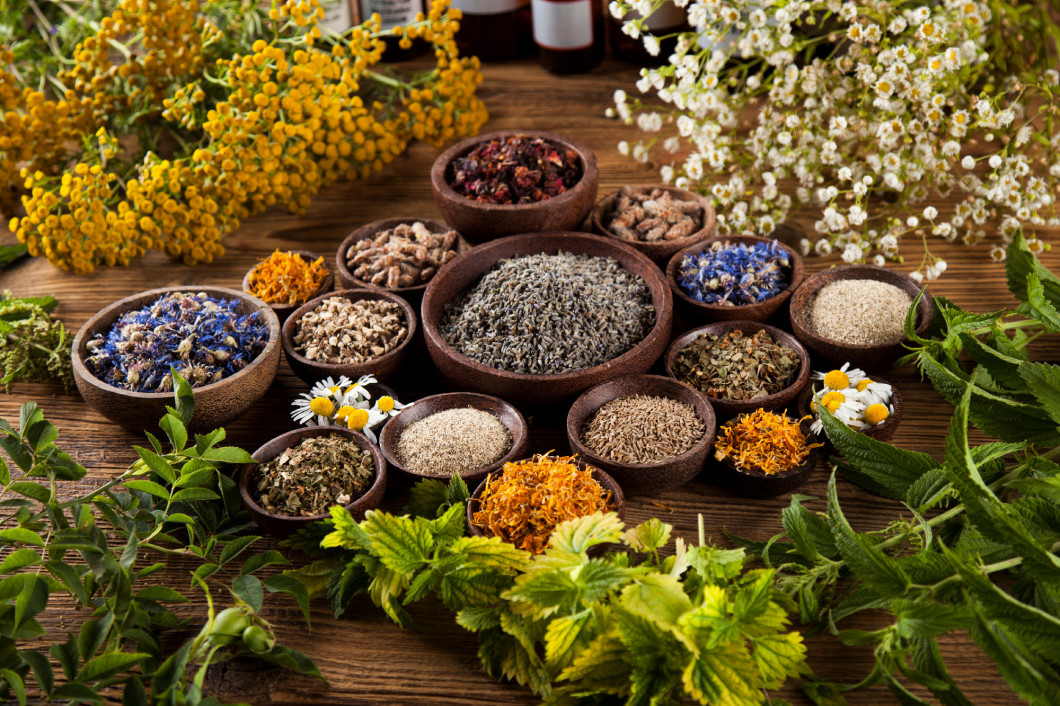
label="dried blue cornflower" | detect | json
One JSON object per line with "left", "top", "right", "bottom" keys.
{"left": 677, "top": 240, "right": 791, "bottom": 306}
{"left": 84, "top": 291, "right": 269, "bottom": 392}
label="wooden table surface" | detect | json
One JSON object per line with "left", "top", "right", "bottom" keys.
{"left": 2, "top": 57, "right": 1056, "bottom": 705}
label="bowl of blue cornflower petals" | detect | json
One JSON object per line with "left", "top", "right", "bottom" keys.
{"left": 666, "top": 235, "right": 804, "bottom": 324}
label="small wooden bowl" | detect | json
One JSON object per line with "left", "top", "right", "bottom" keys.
{"left": 238, "top": 426, "right": 387, "bottom": 537}
{"left": 421, "top": 231, "right": 673, "bottom": 407}
{"left": 242, "top": 250, "right": 333, "bottom": 323}
{"left": 379, "top": 392, "right": 529, "bottom": 488}
{"left": 282, "top": 288, "right": 417, "bottom": 385}
{"left": 798, "top": 374, "right": 903, "bottom": 443}
{"left": 789, "top": 264, "right": 933, "bottom": 371}
{"left": 663, "top": 320, "right": 811, "bottom": 418}
{"left": 666, "top": 235, "right": 805, "bottom": 323}
{"left": 567, "top": 374, "right": 716, "bottom": 496}
{"left": 430, "top": 130, "right": 599, "bottom": 242}
{"left": 72, "top": 286, "right": 281, "bottom": 433}
{"left": 710, "top": 415, "right": 821, "bottom": 497}
{"left": 590, "top": 185, "right": 717, "bottom": 264}
{"left": 334, "top": 218, "right": 471, "bottom": 307}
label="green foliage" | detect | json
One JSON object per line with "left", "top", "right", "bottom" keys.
{"left": 0, "top": 292, "right": 74, "bottom": 392}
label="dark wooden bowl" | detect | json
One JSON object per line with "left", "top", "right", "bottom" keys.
{"left": 590, "top": 185, "right": 717, "bottom": 264}
{"left": 282, "top": 288, "right": 417, "bottom": 385}
{"left": 334, "top": 218, "right": 471, "bottom": 307}
{"left": 710, "top": 415, "right": 821, "bottom": 497}
{"left": 430, "top": 130, "right": 599, "bottom": 242}
{"left": 663, "top": 320, "right": 811, "bottom": 418}
{"left": 788, "top": 264, "right": 933, "bottom": 371}
{"left": 421, "top": 231, "right": 673, "bottom": 407}
{"left": 666, "top": 235, "right": 805, "bottom": 324}
{"left": 798, "top": 374, "right": 903, "bottom": 443}
{"left": 238, "top": 426, "right": 386, "bottom": 537}
{"left": 379, "top": 392, "right": 529, "bottom": 488}
{"left": 72, "top": 286, "right": 281, "bottom": 433}
{"left": 566, "top": 374, "right": 716, "bottom": 496}
{"left": 242, "top": 250, "right": 333, "bottom": 324}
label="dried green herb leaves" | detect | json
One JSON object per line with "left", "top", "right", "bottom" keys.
{"left": 254, "top": 435, "right": 375, "bottom": 516}
{"left": 672, "top": 329, "right": 798, "bottom": 400}
{"left": 0, "top": 291, "right": 74, "bottom": 392}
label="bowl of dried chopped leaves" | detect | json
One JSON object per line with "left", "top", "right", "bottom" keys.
{"left": 591, "top": 185, "right": 716, "bottom": 264}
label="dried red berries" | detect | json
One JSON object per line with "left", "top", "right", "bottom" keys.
{"left": 448, "top": 134, "right": 581, "bottom": 204}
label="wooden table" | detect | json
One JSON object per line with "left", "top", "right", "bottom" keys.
{"left": 2, "top": 57, "right": 1056, "bottom": 704}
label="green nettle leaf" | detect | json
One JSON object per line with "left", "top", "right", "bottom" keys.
{"left": 682, "top": 643, "right": 761, "bottom": 706}
{"left": 362, "top": 511, "right": 433, "bottom": 575}
{"left": 1018, "top": 361, "right": 1060, "bottom": 429}
{"left": 618, "top": 573, "right": 693, "bottom": 630}
{"left": 621, "top": 517, "right": 673, "bottom": 553}
{"left": 780, "top": 496, "right": 837, "bottom": 562}
{"left": 446, "top": 536, "right": 529, "bottom": 572}
{"left": 404, "top": 478, "right": 449, "bottom": 518}
{"left": 555, "top": 631, "right": 630, "bottom": 695}
{"left": 1007, "top": 233, "right": 1060, "bottom": 307}
{"left": 959, "top": 333, "right": 1030, "bottom": 392}
{"left": 548, "top": 512, "right": 625, "bottom": 554}
{"left": 968, "top": 607, "right": 1060, "bottom": 703}
{"left": 751, "top": 632, "right": 809, "bottom": 689}
{"left": 543, "top": 610, "right": 595, "bottom": 673}
{"left": 457, "top": 605, "right": 503, "bottom": 632}
{"left": 1021, "top": 272, "right": 1060, "bottom": 332}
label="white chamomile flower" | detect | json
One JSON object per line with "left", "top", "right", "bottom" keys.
{"left": 341, "top": 374, "right": 377, "bottom": 404}
{"left": 812, "top": 362, "right": 867, "bottom": 390}
{"left": 344, "top": 406, "right": 387, "bottom": 444}
{"left": 374, "top": 395, "right": 406, "bottom": 419}
{"left": 853, "top": 378, "right": 893, "bottom": 407}
{"left": 310, "top": 375, "right": 353, "bottom": 402}
{"left": 291, "top": 393, "right": 338, "bottom": 426}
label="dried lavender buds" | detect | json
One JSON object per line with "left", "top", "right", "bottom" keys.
{"left": 807, "top": 279, "right": 913, "bottom": 345}
{"left": 346, "top": 222, "right": 460, "bottom": 289}
{"left": 253, "top": 434, "right": 375, "bottom": 517}
{"left": 672, "top": 329, "right": 799, "bottom": 400}
{"left": 396, "top": 407, "right": 512, "bottom": 477}
{"left": 678, "top": 240, "right": 791, "bottom": 306}
{"left": 293, "top": 297, "right": 406, "bottom": 364}
{"left": 448, "top": 134, "right": 581, "bottom": 204}
{"left": 606, "top": 187, "right": 704, "bottom": 242}
{"left": 581, "top": 394, "right": 705, "bottom": 464}
{"left": 84, "top": 291, "right": 269, "bottom": 392}
{"left": 440, "top": 252, "right": 655, "bottom": 375}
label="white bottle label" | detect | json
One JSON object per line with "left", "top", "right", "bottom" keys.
{"left": 361, "top": 0, "right": 420, "bottom": 30}
{"left": 319, "top": 0, "right": 352, "bottom": 32}
{"left": 532, "top": 0, "right": 593, "bottom": 50}
{"left": 453, "top": 0, "right": 529, "bottom": 15}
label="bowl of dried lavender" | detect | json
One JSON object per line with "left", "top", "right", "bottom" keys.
{"left": 238, "top": 426, "right": 386, "bottom": 537}
{"left": 430, "top": 131, "right": 599, "bottom": 242}
{"left": 711, "top": 409, "right": 824, "bottom": 498}
{"left": 242, "top": 249, "right": 333, "bottom": 323}
{"left": 591, "top": 185, "right": 716, "bottom": 263}
{"left": 72, "top": 287, "right": 281, "bottom": 432}
{"left": 281, "top": 288, "right": 417, "bottom": 385}
{"left": 567, "top": 374, "right": 716, "bottom": 496}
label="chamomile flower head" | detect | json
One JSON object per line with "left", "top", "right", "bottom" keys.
{"left": 855, "top": 379, "right": 893, "bottom": 407}
{"left": 341, "top": 374, "right": 378, "bottom": 404}
{"left": 310, "top": 375, "right": 353, "bottom": 402}
{"left": 345, "top": 407, "right": 386, "bottom": 443}
{"left": 863, "top": 403, "right": 891, "bottom": 425}
{"left": 291, "top": 393, "right": 337, "bottom": 426}
{"left": 375, "top": 395, "right": 406, "bottom": 418}
{"left": 813, "top": 362, "right": 866, "bottom": 389}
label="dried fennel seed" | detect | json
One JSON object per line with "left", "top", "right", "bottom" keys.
{"left": 807, "top": 279, "right": 913, "bottom": 346}
{"left": 396, "top": 407, "right": 512, "bottom": 476}
{"left": 293, "top": 296, "right": 406, "bottom": 364}
{"left": 580, "top": 394, "right": 705, "bottom": 464}
{"left": 672, "top": 329, "right": 799, "bottom": 400}
{"left": 253, "top": 435, "right": 374, "bottom": 517}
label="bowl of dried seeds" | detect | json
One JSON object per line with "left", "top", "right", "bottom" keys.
{"left": 239, "top": 426, "right": 387, "bottom": 537}
{"left": 711, "top": 409, "right": 823, "bottom": 498}
{"left": 567, "top": 374, "right": 716, "bottom": 495}
{"left": 72, "top": 286, "right": 282, "bottom": 432}
{"left": 281, "top": 288, "right": 417, "bottom": 385}
{"left": 662, "top": 320, "right": 811, "bottom": 418}
{"left": 379, "top": 392, "right": 529, "bottom": 488}
{"left": 430, "top": 131, "right": 599, "bottom": 242}
{"left": 334, "top": 218, "right": 471, "bottom": 305}
{"left": 242, "top": 249, "right": 333, "bottom": 323}
{"left": 591, "top": 185, "right": 716, "bottom": 263}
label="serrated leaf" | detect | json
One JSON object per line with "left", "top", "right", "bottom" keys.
{"left": 825, "top": 474, "right": 910, "bottom": 591}
{"left": 232, "top": 575, "right": 263, "bottom": 612}
{"left": 404, "top": 568, "right": 440, "bottom": 604}
{"left": 78, "top": 614, "right": 115, "bottom": 661}
{"left": 780, "top": 496, "right": 837, "bottom": 562}
{"left": 544, "top": 610, "right": 595, "bottom": 673}
{"left": 170, "top": 487, "right": 220, "bottom": 503}
{"left": 201, "top": 446, "right": 255, "bottom": 464}
{"left": 51, "top": 634, "right": 79, "bottom": 680}
{"left": 133, "top": 447, "right": 176, "bottom": 485}
{"left": 124, "top": 480, "right": 170, "bottom": 500}
{"left": 0, "top": 528, "right": 44, "bottom": 546}
{"left": 240, "top": 549, "right": 290, "bottom": 576}
{"left": 959, "top": 334, "right": 1029, "bottom": 392}
{"left": 750, "top": 632, "right": 808, "bottom": 688}
{"left": 968, "top": 605, "right": 1060, "bottom": 703}
{"left": 428, "top": 502, "right": 466, "bottom": 544}
{"left": 909, "top": 636, "right": 974, "bottom": 706}
{"left": 456, "top": 605, "right": 503, "bottom": 632}
{"left": 1, "top": 668, "right": 26, "bottom": 706}
{"left": 447, "top": 535, "right": 530, "bottom": 572}
{"left": 77, "top": 652, "right": 149, "bottom": 683}
{"left": 172, "top": 468, "right": 214, "bottom": 489}
{"left": 158, "top": 414, "right": 187, "bottom": 452}
{"left": 7, "top": 481, "right": 51, "bottom": 503}
{"left": 219, "top": 536, "right": 258, "bottom": 565}
{"left": 619, "top": 573, "right": 692, "bottom": 630}
{"left": 1023, "top": 270, "right": 1060, "bottom": 332}
{"left": 621, "top": 517, "right": 672, "bottom": 553}
{"left": 555, "top": 631, "right": 630, "bottom": 694}
{"left": 21, "top": 649, "right": 54, "bottom": 696}
{"left": 682, "top": 642, "right": 760, "bottom": 706}
{"left": 904, "top": 469, "right": 952, "bottom": 512}
{"left": 134, "top": 586, "right": 188, "bottom": 603}
{"left": 1018, "top": 361, "right": 1060, "bottom": 429}
{"left": 404, "top": 478, "right": 449, "bottom": 518}
{"left": 51, "top": 683, "right": 104, "bottom": 701}
{"left": 264, "top": 574, "right": 311, "bottom": 626}
{"left": 258, "top": 645, "right": 324, "bottom": 680}
{"left": 361, "top": 512, "right": 432, "bottom": 575}
{"left": 171, "top": 372, "right": 196, "bottom": 426}
{"left": 549, "top": 512, "right": 624, "bottom": 554}
{"left": 892, "top": 598, "right": 970, "bottom": 640}
{"left": 1006, "top": 232, "right": 1060, "bottom": 306}
{"left": 0, "top": 548, "right": 40, "bottom": 573}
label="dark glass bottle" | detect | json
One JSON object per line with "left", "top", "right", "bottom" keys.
{"left": 452, "top": 0, "right": 533, "bottom": 61}
{"left": 608, "top": 1, "right": 686, "bottom": 66}
{"left": 531, "top": 0, "right": 604, "bottom": 74}
{"left": 358, "top": 0, "right": 429, "bottom": 61}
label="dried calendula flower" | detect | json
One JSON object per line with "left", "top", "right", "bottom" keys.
{"left": 714, "top": 409, "right": 823, "bottom": 476}
{"left": 246, "top": 250, "right": 329, "bottom": 306}
{"left": 672, "top": 329, "right": 799, "bottom": 401}
{"left": 253, "top": 434, "right": 375, "bottom": 517}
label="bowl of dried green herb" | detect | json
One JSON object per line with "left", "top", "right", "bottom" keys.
{"left": 591, "top": 185, "right": 716, "bottom": 264}
{"left": 430, "top": 131, "right": 599, "bottom": 242}
{"left": 238, "top": 426, "right": 387, "bottom": 537}
{"left": 72, "top": 287, "right": 281, "bottom": 432}
{"left": 711, "top": 409, "right": 824, "bottom": 497}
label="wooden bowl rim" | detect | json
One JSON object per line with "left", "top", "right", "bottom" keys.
{"left": 591, "top": 184, "right": 717, "bottom": 250}
{"left": 242, "top": 250, "right": 333, "bottom": 314}
{"left": 714, "top": 414, "right": 821, "bottom": 482}
{"left": 798, "top": 373, "right": 903, "bottom": 438}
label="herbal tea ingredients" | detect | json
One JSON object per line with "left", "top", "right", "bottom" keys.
{"left": 606, "top": 187, "right": 704, "bottom": 242}
{"left": 580, "top": 394, "right": 705, "bottom": 464}
{"left": 346, "top": 222, "right": 460, "bottom": 288}
{"left": 807, "top": 279, "right": 913, "bottom": 345}
{"left": 808, "top": 363, "right": 894, "bottom": 435}
{"left": 714, "top": 409, "right": 822, "bottom": 476}
{"left": 396, "top": 407, "right": 512, "bottom": 476}
{"left": 84, "top": 291, "right": 269, "bottom": 392}
{"left": 448, "top": 134, "right": 581, "bottom": 204}
{"left": 671, "top": 329, "right": 799, "bottom": 400}
{"left": 472, "top": 454, "right": 611, "bottom": 554}
{"left": 293, "top": 296, "right": 406, "bottom": 365}
{"left": 678, "top": 240, "right": 791, "bottom": 306}
{"left": 440, "top": 252, "right": 655, "bottom": 375}
{"left": 245, "top": 251, "right": 329, "bottom": 306}
{"left": 253, "top": 434, "right": 375, "bottom": 517}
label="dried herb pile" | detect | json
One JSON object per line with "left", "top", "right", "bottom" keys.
{"left": 254, "top": 435, "right": 375, "bottom": 517}
{"left": 0, "top": 292, "right": 73, "bottom": 392}
{"left": 245, "top": 250, "right": 329, "bottom": 306}
{"left": 448, "top": 134, "right": 581, "bottom": 204}
{"left": 714, "top": 409, "right": 821, "bottom": 475}
{"left": 671, "top": 329, "right": 799, "bottom": 400}
{"left": 580, "top": 394, "right": 704, "bottom": 464}
{"left": 677, "top": 240, "right": 791, "bottom": 305}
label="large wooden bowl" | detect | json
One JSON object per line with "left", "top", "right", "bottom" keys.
{"left": 591, "top": 184, "right": 716, "bottom": 264}
{"left": 430, "top": 130, "right": 599, "bottom": 242}
{"left": 242, "top": 250, "right": 333, "bottom": 324}
{"left": 72, "top": 286, "right": 281, "bottom": 432}
{"left": 710, "top": 415, "right": 822, "bottom": 498}
{"left": 421, "top": 231, "right": 673, "bottom": 407}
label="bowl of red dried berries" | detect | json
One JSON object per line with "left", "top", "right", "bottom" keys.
{"left": 430, "top": 130, "right": 599, "bottom": 242}
{"left": 591, "top": 185, "right": 716, "bottom": 264}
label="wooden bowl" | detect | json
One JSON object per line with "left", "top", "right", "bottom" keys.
{"left": 242, "top": 250, "right": 333, "bottom": 323}
{"left": 788, "top": 264, "right": 933, "bottom": 371}
{"left": 334, "top": 218, "right": 471, "bottom": 307}
{"left": 663, "top": 320, "right": 811, "bottom": 418}
{"left": 421, "top": 231, "right": 673, "bottom": 407}
{"left": 590, "top": 185, "right": 717, "bottom": 264}
{"left": 430, "top": 130, "right": 599, "bottom": 242}
{"left": 379, "top": 392, "right": 529, "bottom": 488}
{"left": 282, "top": 288, "right": 417, "bottom": 385}
{"left": 798, "top": 374, "right": 903, "bottom": 443}
{"left": 710, "top": 415, "right": 821, "bottom": 497}
{"left": 72, "top": 286, "right": 281, "bottom": 433}
{"left": 567, "top": 374, "right": 716, "bottom": 496}
{"left": 666, "top": 235, "right": 805, "bottom": 323}
{"left": 238, "top": 426, "right": 386, "bottom": 537}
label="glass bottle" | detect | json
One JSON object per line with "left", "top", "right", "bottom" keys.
{"left": 531, "top": 0, "right": 604, "bottom": 74}
{"left": 452, "top": 0, "right": 533, "bottom": 61}
{"left": 357, "top": 0, "right": 429, "bottom": 61}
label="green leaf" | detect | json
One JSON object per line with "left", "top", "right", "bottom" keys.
{"left": 151, "top": 642, "right": 191, "bottom": 698}
{"left": 124, "top": 480, "right": 171, "bottom": 500}
{"left": 171, "top": 372, "right": 196, "bottom": 426}
{"left": 158, "top": 414, "right": 187, "bottom": 452}
{"left": 0, "top": 528, "right": 44, "bottom": 547}
{"left": 134, "top": 586, "right": 188, "bottom": 603}
{"left": 240, "top": 550, "right": 290, "bottom": 576}
{"left": 50, "top": 634, "right": 79, "bottom": 680}
{"left": 959, "top": 333, "right": 1029, "bottom": 392}
{"left": 172, "top": 468, "right": 215, "bottom": 489}
{"left": 682, "top": 642, "right": 760, "bottom": 706}
{"left": 51, "top": 683, "right": 104, "bottom": 701}
{"left": 909, "top": 636, "right": 974, "bottom": 706}
{"left": 780, "top": 496, "right": 837, "bottom": 562}
{"left": 232, "top": 575, "right": 263, "bottom": 613}
{"left": 0, "top": 548, "right": 41, "bottom": 574}
{"left": 826, "top": 474, "right": 910, "bottom": 591}
{"left": 258, "top": 645, "right": 324, "bottom": 680}
{"left": 21, "top": 649, "right": 54, "bottom": 695}
{"left": 556, "top": 631, "right": 630, "bottom": 694}
{"left": 201, "top": 446, "right": 255, "bottom": 464}
{"left": 219, "top": 536, "right": 259, "bottom": 565}
{"left": 122, "top": 676, "right": 147, "bottom": 706}
{"left": 1018, "top": 361, "right": 1060, "bottom": 428}
{"left": 0, "top": 434, "right": 31, "bottom": 473}
{"left": 892, "top": 598, "right": 970, "bottom": 640}
{"left": 6, "top": 481, "right": 49, "bottom": 503}
{"left": 543, "top": 610, "right": 595, "bottom": 673}
{"left": 447, "top": 535, "right": 529, "bottom": 572}
{"left": 133, "top": 447, "right": 176, "bottom": 485}
{"left": 619, "top": 573, "right": 693, "bottom": 630}
{"left": 0, "top": 456, "right": 8, "bottom": 486}
{"left": 362, "top": 511, "right": 432, "bottom": 575}
{"left": 170, "top": 487, "right": 220, "bottom": 503}
{"left": 0, "top": 668, "right": 26, "bottom": 706}
{"left": 1006, "top": 232, "right": 1060, "bottom": 307}
{"left": 549, "top": 512, "right": 624, "bottom": 554}
{"left": 447, "top": 474, "right": 470, "bottom": 505}
{"left": 750, "top": 632, "right": 808, "bottom": 688}
{"left": 78, "top": 614, "right": 115, "bottom": 661}
{"left": 76, "top": 652, "right": 149, "bottom": 683}
{"left": 18, "top": 403, "right": 43, "bottom": 435}
{"left": 968, "top": 606, "right": 1060, "bottom": 703}
{"left": 456, "top": 605, "right": 503, "bottom": 632}
{"left": 191, "top": 563, "right": 219, "bottom": 585}
{"left": 194, "top": 427, "right": 226, "bottom": 455}
{"left": 1022, "top": 271, "right": 1060, "bottom": 332}
{"left": 0, "top": 243, "right": 28, "bottom": 269}
{"left": 404, "top": 478, "right": 449, "bottom": 518}
{"left": 264, "top": 574, "right": 312, "bottom": 627}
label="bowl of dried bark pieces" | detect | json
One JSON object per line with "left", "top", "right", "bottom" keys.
{"left": 591, "top": 185, "right": 716, "bottom": 264}
{"left": 334, "top": 218, "right": 471, "bottom": 307}
{"left": 281, "top": 288, "right": 417, "bottom": 385}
